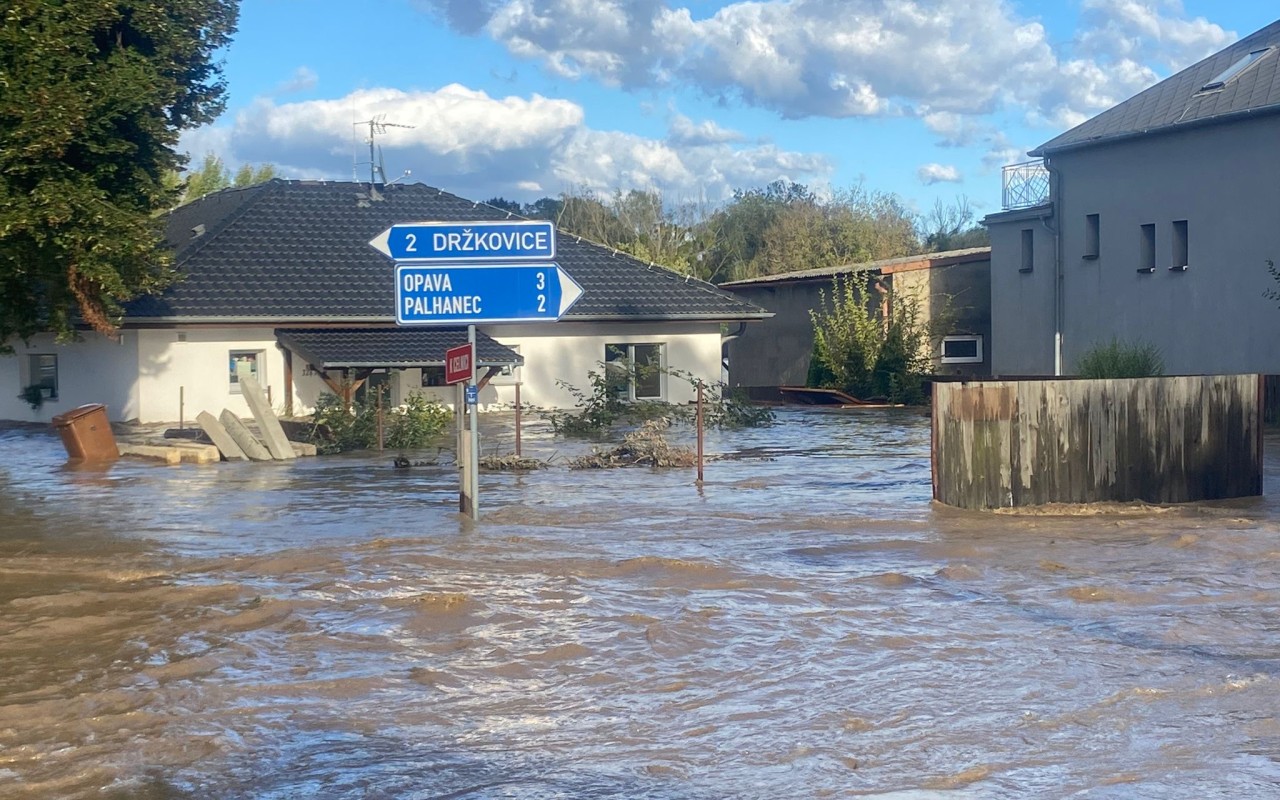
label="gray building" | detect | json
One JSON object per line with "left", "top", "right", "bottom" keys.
{"left": 721, "top": 248, "right": 991, "bottom": 398}
{"left": 985, "top": 19, "right": 1280, "bottom": 377}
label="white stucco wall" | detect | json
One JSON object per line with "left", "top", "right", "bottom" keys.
{"left": 480, "top": 320, "right": 723, "bottom": 410}
{"left": 1, "top": 332, "right": 141, "bottom": 424}
{"left": 2, "top": 321, "right": 727, "bottom": 423}
{"left": 134, "top": 327, "right": 287, "bottom": 423}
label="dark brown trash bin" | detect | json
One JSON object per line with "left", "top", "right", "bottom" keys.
{"left": 51, "top": 404, "right": 120, "bottom": 462}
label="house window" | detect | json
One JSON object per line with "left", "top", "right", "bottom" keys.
{"left": 420, "top": 366, "right": 446, "bottom": 386}
{"left": 229, "top": 350, "right": 262, "bottom": 393}
{"left": 940, "top": 336, "right": 984, "bottom": 364}
{"left": 28, "top": 354, "right": 58, "bottom": 399}
{"left": 1019, "top": 228, "right": 1034, "bottom": 272}
{"left": 1139, "top": 223, "right": 1156, "bottom": 273}
{"left": 1171, "top": 220, "right": 1188, "bottom": 270}
{"left": 605, "top": 343, "right": 665, "bottom": 400}
{"left": 1084, "top": 214, "right": 1100, "bottom": 260}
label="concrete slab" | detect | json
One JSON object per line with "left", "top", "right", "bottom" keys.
{"left": 238, "top": 375, "right": 296, "bottom": 460}
{"left": 118, "top": 444, "right": 182, "bottom": 466}
{"left": 219, "top": 410, "right": 273, "bottom": 462}
{"left": 291, "top": 441, "right": 318, "bottom": 457}
{"left": 166, "top": 441, "right": 222, "bottom": 464}
{"left": 197, "top": 410, "right": 248, "bottom": 461}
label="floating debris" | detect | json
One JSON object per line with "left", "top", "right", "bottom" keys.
{"left": 479, "top": 454, "right": 548, "bottom": 471}
{"left": 393, "top": 456, "right": 437, "bottom": 468}
{"left": 569, "top": 418, "right": 696, "bottom": 469}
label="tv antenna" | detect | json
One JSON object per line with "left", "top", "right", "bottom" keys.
{"left": 355, "top": 115, "right": 414, "bottom": 185}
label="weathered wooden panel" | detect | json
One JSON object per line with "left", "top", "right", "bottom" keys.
{"left": 933, "top": 375, "right": 1262, "bottom": 509}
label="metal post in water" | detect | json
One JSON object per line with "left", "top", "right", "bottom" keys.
{"left": 514, "top": 382, "right": 522, "bottom": 457}
{"left": 179, "top": 386, "right": 184, "bottom": 430}
{"left": 456, "top": 382, "right": 467, "bottom": 513}
{"left": 696, "top": 380, "right": 704, "bottom": 484}
{"left": 466, "top": 324, "right": 480, "bottom": 520}
{"left": 376, "top": 389, "right": 384, "bottom": 451}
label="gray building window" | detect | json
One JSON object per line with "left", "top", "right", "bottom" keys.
{"left": 941, "top": 335, "right": 984, "bottom": 364}
{"left": 1084, "top": 214, "right": 1100, "bottom": 260}
{"left": 1019, "top": 228, "right": 1034, "bottom": 273}
{"left": 1139, "top": 224, "right": 1156, "bottom": 273}
{"left": 1171, "top": 220, "right": 1188, "bottom": 271}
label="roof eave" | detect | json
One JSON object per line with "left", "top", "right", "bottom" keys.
{"left": 1033, "top": 101, "right": 1280, "bottom": 157}
{"left": 562, "top": 312, "right": 774, "bottom": 322}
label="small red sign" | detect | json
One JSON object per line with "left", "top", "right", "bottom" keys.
{"left": 445, "top": 343, "right": 473, "bottom": 385}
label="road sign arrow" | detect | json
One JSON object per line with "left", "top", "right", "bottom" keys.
{"left": 556, "top": 265, "right": 584, "bottom": 317}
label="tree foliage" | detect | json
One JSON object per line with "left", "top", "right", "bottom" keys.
{"left": 0, "top": 0, "right": 238, "bottom": 347}
{"left": 176, "top": 152, "right": 277, "bottom": 205}
{"left": 808, "top": 275, "right": 934, "bottom": 404}
{"left": 507, "top": 181, "right": 966, "bottom": 286}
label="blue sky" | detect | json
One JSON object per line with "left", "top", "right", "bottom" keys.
{"left": 183, "top": 1, "right": 1276, "bottom": 219}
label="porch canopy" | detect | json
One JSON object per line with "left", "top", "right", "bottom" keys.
{"left": 276, "top": 327, "right": 522, "bottom": 371}
{"left": 275, "top": 327, "right": 523, "bottom": 406}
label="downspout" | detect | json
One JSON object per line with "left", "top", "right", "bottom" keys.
{"left": 721, "top": 320, "right": 748, "bottom": 383}
{"left": 720, "top": 320, "right": 748, "bottom": 346}
{"left": 1042, "top": 157, "right": 1064, "bottom": 376}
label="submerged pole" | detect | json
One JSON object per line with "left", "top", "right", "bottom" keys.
{"left": 515, "top": 382, "right": 522, "bottom": 457}
{"left": 696, "top": 380, "right": 704, "bottom": 484}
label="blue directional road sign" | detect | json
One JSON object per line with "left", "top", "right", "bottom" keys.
{"left": 396, "top": 263, "right": 584, "bottom": 325}
{"left": 370, "top": 220, "right": 555, "bottom": 263}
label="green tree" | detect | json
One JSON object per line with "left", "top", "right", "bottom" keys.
{"left": 483, "top": 196, "right": 523, "bottom": 215}
{"left": 919, "top": 196, "right": 990, "bottom": 252}
{"left": 183, "top": 151, "right": 231, "bottom": 199}
{"left": 232, "top": 161, "right": 276, "bottom": 188}
{"left": 174, "top": 153, "right": 275, "bottom": 205}
{"left": 0, "top": 0, "right": 238, "bottom": 346}
{"left": 808, "top": 274, "right": 934, "bottom": 403}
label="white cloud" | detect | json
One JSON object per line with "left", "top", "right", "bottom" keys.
{"left": 980, "top": 132, "right": 1026, "bottom": 172}
{"left": 922, "top": 112, "right": 988, "bottom": 148}
{"left": 667, "top": 113, "right": 745, "bottom": 146}
{"left": 276, "top": 67, "right": 318, "bottom": 95}
{"left": 418, "top": 0, "right": 1239, "bottom": 129}
{"left": 917, "top": 163, "right": 963, "bottom": 185}
{"left": 1077, "top": 0, "right": 1233, "bottom": 70}
{"left": 187, "top": 85, "right": 830, "bottom": 202}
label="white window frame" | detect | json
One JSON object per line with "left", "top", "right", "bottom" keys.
{"left": 26, "top": 354, "right": 59, "bottom": 400}
{"left": 229, "top": 350, "right": 264, "bottom": 394}
{"left": 605, "top": 342, "right": 666, "bottom": 401}
{"left": 940, "top": 335, "right": 984, "bottom": 365}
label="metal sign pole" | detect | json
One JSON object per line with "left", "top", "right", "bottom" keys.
{"left": 467, "top": 324, "right": 480, "bottom": 520}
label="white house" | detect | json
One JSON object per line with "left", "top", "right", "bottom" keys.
{"left": 984, "top": 18, "right": 1280, "bottom": 377}
{"left": 1, "top": 180, "right": 770, "bottom": 423}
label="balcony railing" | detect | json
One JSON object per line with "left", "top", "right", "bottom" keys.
{"left": 1002, "top": 160, "right": 1050, "bottom": 210}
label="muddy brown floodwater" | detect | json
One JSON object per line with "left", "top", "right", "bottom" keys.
{"left": 2, "top": 408, "right": 1280, "bottom": 799}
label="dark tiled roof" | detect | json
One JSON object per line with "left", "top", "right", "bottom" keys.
{"left": 1034, "top": 19, "right": 1280, "bottom": 155}
{"left": 130, "top": 180, "right": 767, "bottom": 323}
{"left": 276, "top": 327, "right": 522, "bottom": 369}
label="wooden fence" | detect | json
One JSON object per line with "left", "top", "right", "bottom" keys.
{"left": 932, "top": 375, "right": 1263, "bottom": 509}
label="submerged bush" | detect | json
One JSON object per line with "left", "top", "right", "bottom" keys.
{"left": 544, "top": 363, "right": 774, "bottom": 437}
{"left": 308, "top": 390, "right": 451, "bottom": 454}
{"left": 1075, "top": 338, "right": 1165, "bottom": 379}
